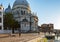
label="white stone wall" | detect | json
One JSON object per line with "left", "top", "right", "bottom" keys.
{"left": 21, "top": 22, "right": 30, "bottom": 32}
{"left": 0, "top": 6, "right": 3, "bottom": 31}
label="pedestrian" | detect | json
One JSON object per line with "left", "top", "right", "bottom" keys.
{"left": 18, "top": 28, "right": 21, "bottom": 37}
{"left": 19, "top": 32, "right": 21, "bottom": 37}
{"left": 57, "top": 34, "right": 58, "bottom": 39}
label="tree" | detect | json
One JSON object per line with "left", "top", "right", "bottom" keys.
{"left": 12, "top": 20, "right": 20, "bottom": 33}
{"left": 4, "top": 13, "right": 19, "bottom": 34}
{"left": 4, "top": 13, "right": 13, "bottom": 30}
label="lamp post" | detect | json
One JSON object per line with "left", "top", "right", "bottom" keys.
{"left": 17, "top": 11, "right": 21, "bottom": 36}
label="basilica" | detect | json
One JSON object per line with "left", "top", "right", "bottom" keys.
{"left": 0, "top": 0, "right": 38, "bottom": 33}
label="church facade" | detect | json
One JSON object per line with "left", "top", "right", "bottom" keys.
{"left": 0, "top": 0, "right": 38, "bottom": 33}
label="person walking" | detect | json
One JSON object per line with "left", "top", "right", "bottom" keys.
{"left": 18, "top": 28, "right": 21, "bottom": 37}
{"left": 57, "top": 34, "right": 59, "bottom": 39}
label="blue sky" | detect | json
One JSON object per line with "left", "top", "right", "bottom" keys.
{"left": 0, "top": 0, "right": 60, "bottom": 29}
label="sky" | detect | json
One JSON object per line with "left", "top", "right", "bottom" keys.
{"left": 0, "top": 0, "right": 60, "bottom": 29}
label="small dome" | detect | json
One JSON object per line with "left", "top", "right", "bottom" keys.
{"left": 13, "top": 0, "right": 29, "bottom": 7}
{"left": 5, "top": 4, "right": 12, "bottom": 13}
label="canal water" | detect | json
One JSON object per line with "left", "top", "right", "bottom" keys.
{"left": 46, "top": 36, "right": 60, "bottom": 42}
{"left": 54, "top": 36, "right": 60, "bottom": 42}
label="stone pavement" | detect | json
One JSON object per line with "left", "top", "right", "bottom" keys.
{"left": 0, "top": 33, "right": 45, "bottom": 42}
{"left": 0, "top": 34, "right": 9, "bottom": 38}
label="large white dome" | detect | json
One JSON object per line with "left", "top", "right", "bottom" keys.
{"left": 13, "top": 0, "right": 29, "bottom": 7}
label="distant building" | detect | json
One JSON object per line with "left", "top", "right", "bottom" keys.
{"left": 41, "top": 24, "right": 54, "bottom": 33}
{"left": 38, "top": 26, "right": 42, "bottom": 32}
{"left": 53, "top": 29, "right": 60, "bottom": 34}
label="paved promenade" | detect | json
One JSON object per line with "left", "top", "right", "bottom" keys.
{"left": 0, "top": 33, "right": 44, "bottom": 42}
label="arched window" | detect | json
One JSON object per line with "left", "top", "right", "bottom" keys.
{"left": 21, "top": 10, "right": 23, "bottom": 15}
{"left": 0, "top": 26, "right": 2, "bottom": 30}
{"left": 0, "top": 12, "right": 2, "bottom": 15}
{"left": 24, "top": 23, "right": 26, "bottom": 27}
{"left": 0, "top": 7, "right": 1, "bottom": 9}
{"left": 0, "top": 18, "right": 2, "bottom": 23}
{"left": 24, "top": 11, "right": 25, "bottom": 14}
